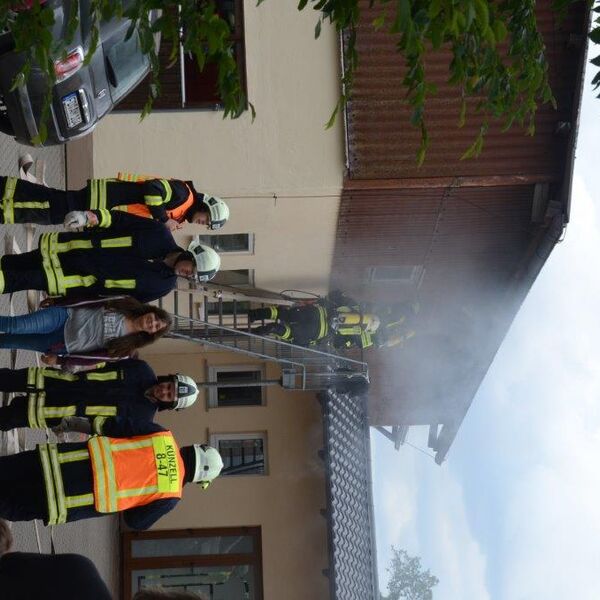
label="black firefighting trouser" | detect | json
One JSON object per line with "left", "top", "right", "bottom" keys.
{"left": 248, "top": 305, "right": 323, "bottom": 347}
{"left": 0, "top": 176, "right": 88, "bottom": 225}
{"left": 0, "top": 396, "right": 29, "bottom": 430}
{"left": 0, "top": 450, "right": 47, "bottom": 522}
{"left": 0, "top": 249, "right": 47, "bottom": 294}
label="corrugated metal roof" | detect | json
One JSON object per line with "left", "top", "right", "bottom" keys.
{"left": 321, "top": 389, "right": 378, "bottom": 600}
{"left": 346, "top": 0, "right": 588, "bottom": 179}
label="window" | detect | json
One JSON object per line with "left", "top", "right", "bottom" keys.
{"left": 366, "top": 265, "right": 424, "bottom": 286}
{"left": 207, "top": 365, "right": 265, "bottom": 408}
{"left": 116, "top": 0, "right": 247, "bottom": 111}
{"left": 213, "top": 269, "right": 255, "bottom": 287}
{"left": 197, "top": 233, "right": 254, "bottom": 254}
{"left": 210, "top": 432, "right": 267, "bottom": 476}
{"left": 123, "top": 527, "right": 263, "bottom": 600}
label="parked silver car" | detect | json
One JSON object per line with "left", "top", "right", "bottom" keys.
{"left": 0, "top": 1, "right": 157, "bottom": 146}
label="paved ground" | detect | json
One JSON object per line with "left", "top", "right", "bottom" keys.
{"left": 0, "top": 133, "right": 119, "bottom": 596}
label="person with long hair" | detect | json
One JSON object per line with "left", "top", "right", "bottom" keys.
{"left": 0, "top": 296, "right": 171, "bottom": 370}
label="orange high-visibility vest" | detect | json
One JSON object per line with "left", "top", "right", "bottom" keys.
{"left": 88, "top": 431, "right": 184, "bottom": 513}
{"left": 112, "top": 172, "right": 195, "bottom": 222}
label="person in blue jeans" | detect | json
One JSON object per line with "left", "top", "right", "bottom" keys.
{"left": 0, "top": 297, "right": 171, "bottom": 370}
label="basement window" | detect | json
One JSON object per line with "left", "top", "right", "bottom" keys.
{"left": 210, "top": 432, "right": 267, "bottom": 476}
{"left": 207, "top": 365, "right": 265, "bottom": 408}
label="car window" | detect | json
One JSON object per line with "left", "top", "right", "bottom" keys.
{"left": 105, "top": 32, "right": 149, "bottom": 103}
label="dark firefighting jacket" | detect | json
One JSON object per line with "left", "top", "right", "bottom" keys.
{"left": 23, "top": 359, "right": 158, "bottom": 431}
{"left": 36, "top": 417, "right": 180, "bottom": 529}
{"left": 89, "top": 177, "right": 196, "bottom": 223}
{"left": 37, "top": 209, "right": 183, "bottom": 302}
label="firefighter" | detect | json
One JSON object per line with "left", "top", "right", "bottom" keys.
{"left": 248, "top": 295, "right": 381, "bottom": 350}
{"left": 0, "top": 417, "right": 224, "bottom": 529}
{"left": 0, "top": 359, "right": 199, "bottom": 432}
{"left": 0, "top": 209, "right": 220, "bottom": 303}
{"left": 0, "top": 173, "right": 230, "bottom": 231}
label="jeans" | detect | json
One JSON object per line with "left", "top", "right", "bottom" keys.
{"left": 0, "top": 307, "right": 68, "bottom": 353}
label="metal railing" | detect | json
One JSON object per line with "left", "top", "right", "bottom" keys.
{"left": 159, "top": 287, "right": 369, "bottom": 392}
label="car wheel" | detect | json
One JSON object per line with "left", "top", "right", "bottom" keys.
{"left": 0, "top": 95, "right": 15, "bottom": 136}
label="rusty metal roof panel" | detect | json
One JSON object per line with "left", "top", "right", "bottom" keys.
{"left": 346, "top": 0, "right": 588, "bottom": 179}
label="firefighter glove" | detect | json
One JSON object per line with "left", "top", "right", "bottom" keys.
{"left": 64, "top": 210, "right": 88, "bottom": 230}
{"left": 52, "top": 416, "right": 92, "bottom": 435}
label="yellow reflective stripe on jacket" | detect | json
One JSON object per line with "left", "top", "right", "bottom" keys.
{"left": 39, "top": 445, "right": 59, "bottom": 525}
{"left": 40, "top": 444, "right": 94, "bottom": 524}
{"left": 43, "top": 406, "right": 77, "bottom": 419}
{"left": 105, "top": 279, "right": 135, "bottom": 289}
{"left": 97, "top": 208, "right": 112, "bottom": 228}
{"left": 117, "top": 485, "right": 158, "bottom": 499}
{"left": 144, "top": 179, "right": 172, "bottom": 206}
{"left": 316, "top": 306, "right": 329, "bottom": 340}
{"left": 337, "top": 325, "right": 363, "bottom": 336}
{"left": 13, "top": 201, "right": 50, "bottom": 209}
{"left": 63, "top": 274, "right": 96, "bottom": 289}
{"left": 268, "top": 306, "right": 278, "bottom": 320}
{"left": 93, "top": 416, "right": 108, "bottom": 435}
{"left": 59, "top": 449, "right": 90, "bottom": 463}
{"left": 1, "top": 177, "right": 18, "bottom": 224}
{"left": 65, "top": 494, "right": 94, "bottom": 508}
{"left": 100, "top": 236, "right": 132, "bottom": 249}
{"left": 89, "top": 436, "right": 118, "bottom": 513}
{"left": 360, "top": 331, "right": 373, "bottom": 348}
{"left": 0, "top": 265, "right": 4, "bottom": 295}
{"left": 111, "top": 438, "right": 154, "bottom": 452}
{"left": 89, "top": 179, "right": 108, "bottom": 210}
{"left": 84, "top": 406, "right": 118, "bottom": 417}
{"left": 279, "top": 324, "right": 292, "bottom": 340}
{"left": 56, "top": 240, "right": 93, "bottom": 252}
{"left": 85, "top": 370, "right": 118, "bottom": 381}
{"left": 40, "top": 369, "right": 78, "bottom": 382}
{"left": 27, "top": 392, "right": 43, "bottom": 428}
{"left": 39, "top": 444, "right": 68, "bottom": 525}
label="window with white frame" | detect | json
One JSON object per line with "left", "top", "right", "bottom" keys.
{"left": 196, "top": 233, "right": 254, "bottom": 254}
{"left": 207, "top": 365, "right": 265, "bottom": 408}
{"left": 366, "top": 265, "right": 424, "bottom": 286}
{"left": 209, "top": 432, "right": 267, "bottom": 476}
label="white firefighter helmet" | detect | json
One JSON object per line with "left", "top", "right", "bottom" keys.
{"left": 193, "top": 444, "right": 224, "bottom": 489}
{"left": 187, "top": 241, "right": 221, "bottom": 282}
{"left": 201, "top": 195, "right": 230, "bottom": 230}
{"left": 173, "top": 374, "right": 199, "bottom": 410}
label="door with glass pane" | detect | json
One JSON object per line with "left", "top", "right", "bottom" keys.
{"left": 122, "top": 527, "right": 263, "bottom": 599}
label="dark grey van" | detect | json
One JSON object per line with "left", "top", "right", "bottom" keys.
{"left": 0, "top": 1, "right": 157, "bottom": 146}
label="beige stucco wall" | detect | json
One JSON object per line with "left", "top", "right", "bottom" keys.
{"left": 97, "top": 4, "right": 343, "bottom": 597}
{"left": 92, "top": 0, "right": 344, "bottom": 295}
{"left": 140, "top": 348, "right": 330, "bottom": 600}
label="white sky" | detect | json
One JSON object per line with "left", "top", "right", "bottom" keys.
{"left": 372, "top": 58, "right": 600, "bottom": 599}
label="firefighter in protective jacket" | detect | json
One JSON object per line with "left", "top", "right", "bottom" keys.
{"left": 248, "top": 292, "right": 382, "bottom": 350}
{"left": 0, "top": 174, "right": 230, "bottom": 231}
{"left": 0, "top": 359, "right": 200, "bottom": 433}
{"left": 0, "top": 209, "right": 220, "bottom": 303}
{"left": 0, "top": 417, "right": 223, "bottom": 530}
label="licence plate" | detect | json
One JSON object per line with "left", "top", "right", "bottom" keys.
{"left": 62, "top": 93, "right": 83, "bottom": 128}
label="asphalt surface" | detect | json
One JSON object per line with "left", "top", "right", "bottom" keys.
{"left": 0, "top": 134, "right": 119, "bottom": 596}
